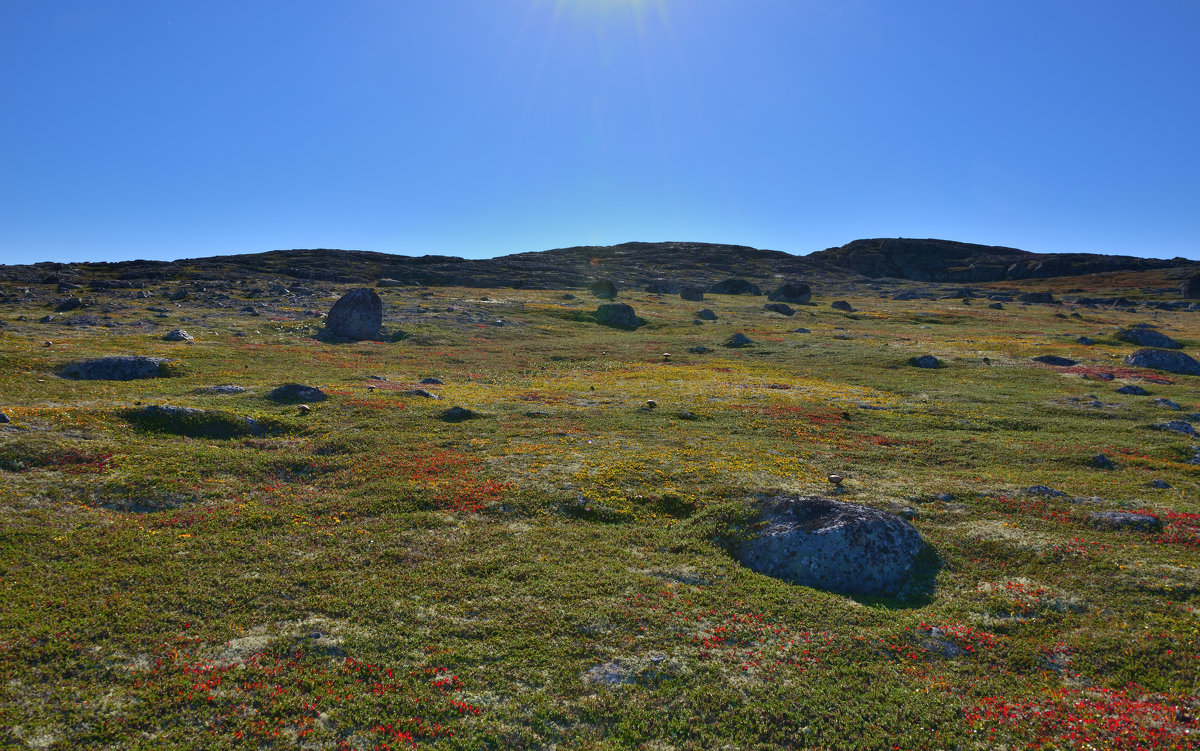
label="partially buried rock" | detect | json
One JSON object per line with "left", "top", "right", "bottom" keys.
{"left": 61, "top": 356, "right": 173, "bottom": 381}
{"left": 724, "top": 332, "right": 754, "bottom": 348}
{"left": 767, "top": 282, "right": 812, "bottom": 304}
{"left": 198, "top": 384, "right": 248, "bottom": 395}
{"left": 830, "top": 300, "right": 854, "bottom": 312}
{"left": 1032, "top": 355, "right": 1078, "bottom": 366}
{"left": 1151, "top": 420, "right": 1196, "bottom": 436}
{"left": 1076, "top": 336, "right": 1095, "bottom": 345}
{"left": 55, "top": 297, "right": 83, "bottom": 312}
{"left": 163, "top": 329, "right": 194, "bottom": 342}
{"left": 403, "top": 389, "right": 439, "bottom": 399}
{"left": 267, "top": 384, "right": 328, "bottom": 403}
{"left": 1091, "top": 453, "right": 1116, "bottom": 469}
{"left": 791, "top": 327, "right": 811, "bottom": 334}
{"left": 696, "top": 309, "right": 717, "bottom": 321}
{"left": 1018, "top": 292, "right": 1057, "bottom": 304}
{"left": 438, "top": 406, "right": 482, "bottom": 422}
{"left": 1115, "top": 384, "right": 1150, "bottom": 395}
{"left": 908, "top": 355, "right": 942, "bottom": 369}
{"left": 988, "top": 303, "right": 1004, "bottom": 310}
{"left": 0, "top": 412, "right": 9, "bottom": 424}
{"left": 1125, "top": 348, "right": 1200, "bottom": 376}
{"left": 763, "top": 303, "right": 795, "bottom": 316}
{"left": 1116, "top": 328, "right": 1182, "bottom": 349}
{"left": 1087, "top": 511, "right": 1163, "bottom": 532}
{"left": 735, "top": 496, "right": 925, "bottom": 597}
{"left": 325, "top": 288, "right": 383, "bottom": 341}
{"left": 124, "top": 405, "right": 264, "bottom": 439}
{"left": 687, "top": 346, "right": 713, "bottom": 354}
{"left": 594, "top": 303, "right": 641, "bottom": 330}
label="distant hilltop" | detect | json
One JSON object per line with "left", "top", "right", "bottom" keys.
{"left": 1, "top": 237, "right": 1194, "bottom": 289}
{"left": 808, "top": 238, "right": 1188, "bottom": 283}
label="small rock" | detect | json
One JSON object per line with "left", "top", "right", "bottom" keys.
{"left": 1115, "top": 385, "right": 1150, "bottom": 396}
{"left": 0, "top": 412, "right": 9, "bottom": 424}
{"left": 1091, "top": 453, "right": 1115, "bottom": 469}
{"left": 1151, "top": 421, "right": 1196, "bottom": 436}
{"left": 267, "top": 384, "right": 329, "bottom": 403}
{"left": 1024, "top": 485, "right": 1066, "bottom": 497}
{"left": 419, "top": 377, "right": 443, "bottom": 385}
{"left": 907, "top": 355, "right": 942, "bottom": 369}
{"left": 1032, "top": 355, "right": 1078, "bottom": 366}
{"left": 1155, "top": 397, "right": 1181, "bottom": 410}
{"left": 1076, "top": 336, "right": 1095, "bottom": 345}
{"left": 163, "top": 329, "right": 194, "bottom": 342}
{"left": 404, "top": 389, "right": 440, "bottom": 399}
{"left": 1148, "top": 479, "right": 1171, "bottom": 489}
{"left": 831, "top": 300, "right": 854, "bottom": 312}
{"left": 791, "top": 328, "right": 811, "bottom": 334}
{"left": 763, "top": 303, "right": 795, "bottom": 316}
{"left": 438, "top": 406, "right": 483, "bottom": 422}
{"left": 696, "top": 309, "right": 718, "bottom": 321}
{"left": 988, "top": 302, "right": 1004, "bottom": 310}
{"left": 198, "top": 385, "right": 248, "bottom": 395}
{"left": 724, "top": 332, "right": 754, "bottom": 348}
{"left": 1087, "top": 511, "right": 1163, "bottom": 532}
{"left": 676, "top": 411, "right": 699, "bottom": 420}
{"left": 687, "top": 346, "right": 713, "bottom": 354}
{"left": 54, "top": 297, "right": 83, "bottom": 312}
{"left": 679, "top": 287, "right": 705, "bottom": 302}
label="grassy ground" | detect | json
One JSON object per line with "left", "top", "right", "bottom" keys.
{"left": 1, "top": 279, "right": 1198, "bottom": 749}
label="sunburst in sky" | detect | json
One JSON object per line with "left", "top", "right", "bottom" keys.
{"left": 0, "top": 1, "right": 1197, "bottom": 263}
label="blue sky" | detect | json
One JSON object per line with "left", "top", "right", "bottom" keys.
{"left": 1, "top": 0, "right": 1197, "bottom": 264}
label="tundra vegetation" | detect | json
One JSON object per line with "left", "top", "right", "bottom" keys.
{"left": 0, "top": 256, "right": 1198, "bottom": 749}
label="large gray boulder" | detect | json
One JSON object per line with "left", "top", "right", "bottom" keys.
{"left": 1125, "top": 348, "right": 1200, "bottom": 376}
{"left": 736, "top": 497, "right": 924, "bottom": 596}
{"left": 326, "top": 288, "right": 383, "bottom": 340}
{"left": 595, "top": 303, "right": 641, "bottom": 330}
{"left": 767, "top": 282, "right": 812, "bottom": 304}
{"left": 1116, "top": 328, "right": 1182, "bottom": 349}
{"left": 61, "top": 356, "right": 172, "bottom": 380}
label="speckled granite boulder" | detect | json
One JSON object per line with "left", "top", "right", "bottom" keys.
{"left": 736, "top": 496, "right": 924, "bottom": 596}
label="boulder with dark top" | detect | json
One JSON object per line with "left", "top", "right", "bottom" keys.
{"left": 594, "top": 303, "right": 641, "bottom": 330}
{"left": 679, "top": 287, "right": 705, "bottom": 302}
{"left": 1116, "top": 328, "right": 1182, "bottom": 349}
{"left": 325, "top": 287, "right": 383, "bottom": 340}
{"left": 61, "top": 356, "right": 172, "bottom": 381}
{"left": 767, "top": 282, "right": 812, "bottom": 304}
{"left": 724, "top": 332, "right": 754, "bottom": 348}
{"left": 831, "top": 300, "right": 854, "bottom": 312}
{"left": 763, "top": 303, "right": 795, "bottom": 316}
{"left": 1032, "top": 355, "right": 1078, "bottom": 366}
{"left": 709, "top": 279, "right": 761, "bottom": 296}
{"left": 735, "top": 496, "right": 925, "bottom": 596}
{"left": 696, "top": 309, "right": 718, "bottom": 321}
{"left": 267, "top": 384, "right": 328, "bottom": 403}
{"left": 1125, "top": 348, "right": 1200, "bottom": 376}
{"left": 163, "top": 329, "right": 194, "bottom": 342}
{"left": 908, "top": 355, "right": 942, "bottom": 368}
{"left": 1087, "top": 511, "right": 1163, "bottom": 532}
{"left": 589, "top": 280, "right": 618, "bottom": 299}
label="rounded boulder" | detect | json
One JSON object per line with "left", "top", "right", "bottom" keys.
{"left": 735, "top": 496, "right": 925, "bottom": 597}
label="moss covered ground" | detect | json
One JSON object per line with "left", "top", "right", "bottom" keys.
{"left": 1, "top": 277, "right": 1197, "bottom": 749}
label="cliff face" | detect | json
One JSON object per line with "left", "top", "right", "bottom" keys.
{"left": 809, "top": 238, "right": 1182, "bottom": 282}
